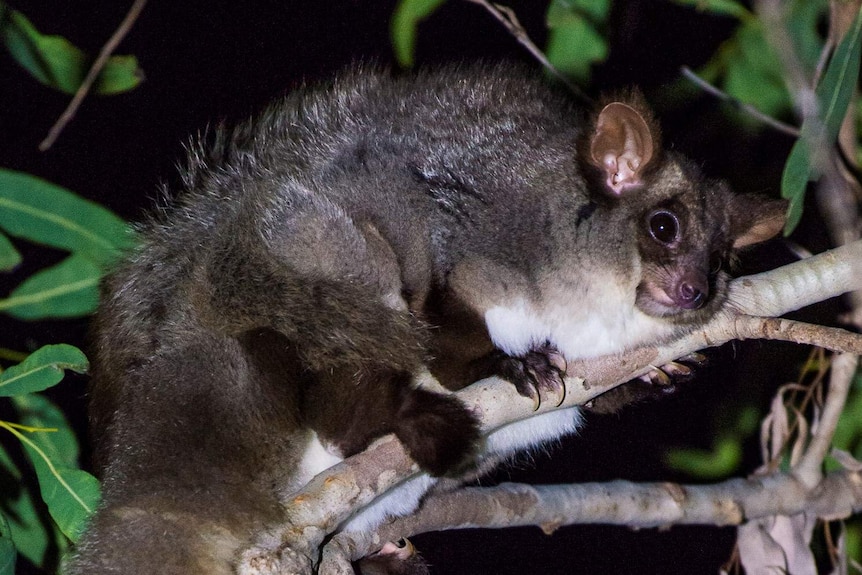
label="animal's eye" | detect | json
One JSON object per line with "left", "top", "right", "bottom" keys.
{"left": 647, "top": 210, "right": 679, "bottom": 245}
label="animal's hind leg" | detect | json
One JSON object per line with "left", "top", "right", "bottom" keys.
{"left": 203, "top": 194, "right": 480, "bottom": 474}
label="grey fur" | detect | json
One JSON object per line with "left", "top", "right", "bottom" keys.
{"left": 69, "top": 64, "right": 785, "bottom": 574}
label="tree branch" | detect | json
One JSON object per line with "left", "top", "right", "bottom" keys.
{"left": 680, "top": 66, "right": 801, "bottom": 137}
{"left": 369, "top": 469, "right": 862, "bottom": 544}
{"left": 238, "top": 241, "right": 862, "bottom": 574}
{"left": 794, "top": 353, "right": 858, "bottom": 487}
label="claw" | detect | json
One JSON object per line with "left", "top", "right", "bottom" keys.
{"left": 495, "top": 343, "right": 567, "bottom": 411}
{"left": 515, "top": 379, "right": 541, "bottom": 410}
{"left": 661, "top": 361, "right": 692, "bottom": 378}
{"left": 546, "top": 350, "right": 568, "bottom": 374}
{"left": 553, "top": 377, "right": 566, "bottom": 407}
{"left": 378, "top": 539, "right": 415, "bottom": 559}
{"left": 679, "top": 352, "right": 707, "bottom": 366}
{"left": 530, "top": 388, "right": 541, "bottom": 411}
{"left": 644, "top": 365, "right": 672, "bottom": 386}
{"left": 529, "top": 358, "right": 565, "bottom": 408}
{"left": 526, "top": 369, "right": 543, "bottom": 410}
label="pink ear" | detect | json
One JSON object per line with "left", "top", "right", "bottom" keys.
{"left": 589, "top": 102, "right": 655, "bottom": 196}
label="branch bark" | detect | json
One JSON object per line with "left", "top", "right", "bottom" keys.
{"left": 237, "top": 240, "right": 862, "bottom": 575}
{"left": 369, "top": 469, "right": 862, "bottom": 542}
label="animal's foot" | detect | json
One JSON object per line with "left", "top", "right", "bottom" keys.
{"left": 492, "top": 343, "right": 567, "bottom": 409}
{"left": 358, "top": 539, "right": 430, "bottom": 575}
{"left": 396, "top": 388, "right": 481, "bottom": 476}
{"left": 639, "top": 352, "right": 708, "bottom": 391}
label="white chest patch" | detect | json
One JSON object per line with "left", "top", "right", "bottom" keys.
{"left": 293, "top": 432, "right": 344, "bottom": 490}
{"left": 484, "top": 277, "right": 676, "bottom": 361}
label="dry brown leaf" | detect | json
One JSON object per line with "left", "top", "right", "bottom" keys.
{"left": 738, "top": 514, "right": 817, "bottom": 575}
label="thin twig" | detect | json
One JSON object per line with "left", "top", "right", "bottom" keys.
{"left": 39, "top": 0, "right": 148, "bottom": 151}
{"left": 730, "top": 316, "right": 862, "bottom": 355}
{"left": 680, "top": 66, "right": 800, "bottom": 137}
{"left": 794, "top": 353, "right": 859, "bottom": 487}
{"left": 464, "top": 0, "right": 592, "bottom": 104}
{"left": 811, "top": 37, "right": 834, "bottom": 89}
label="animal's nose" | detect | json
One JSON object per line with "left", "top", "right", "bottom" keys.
{"left": 675, "top": 274, "right": 708, "bottom": 309}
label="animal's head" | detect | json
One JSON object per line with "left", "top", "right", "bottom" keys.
{"left": 579, "top": 93, "right": 787, "bottom": 322}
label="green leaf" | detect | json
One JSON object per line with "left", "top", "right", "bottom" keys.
{"left": 3, "top": 423, "right": 100, "bottom": 542}
{"left": 0, "top": 169, "right": 134, "bottom": 264}
{"left": 780, "top": 6, "right": 862, "bottom": 235}
{"left": 0, "top": 345, "right": 88, "bottom": 397}
{"left": 0, "top": 9, "right": 142, "bottom": 95}
{"left": 0, "top": 511, "right": 10, "bottom": 541}
{"left": 721, "top": 21, "right": 789, "bottom": 118}
{"left": 665, "top": 437, "right": 742, "bottom": 479}
{"left": 93, "top": 54, "right": 142, "bottom": 94}
{"left": 391, "top": 0, "right": 448, "bottom": 67}
{"left": 780, "top": 137, "right": 810, "bottom": 234}
{"left": 0, "top": 233, "right": 20, "bottom": 271}
{"left": 828, "top": 372, "right": 862, "bottom": 471}
{"left": 786, "top": 0, "right": 829, "bottom": 72}
{"left": 13, "top": 394, "right": 82, "bottom": 468}
{"left": 846, "top": 523, "right": 862, "bottom": 568}
{"left": 0, "top": 533, "right": 14, "bottom": 575}
{"left": 0, "top": 442, "right": 63, "bottom": 566}
{"left": 814, "top": 6, "right": 862, "bottom": 139}
{"left": 670, "top": 0, "right": 752, "bottom": 20}
{"left": 545, "top": 9, "right": 607, "bottom": 82}
{"left": 0, "top": 254, "right": 101, "bottom": 320}
{"left": 547, "top": 0, "right": 611, "bottom": 24}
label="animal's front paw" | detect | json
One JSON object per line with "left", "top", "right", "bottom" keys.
{"left": 491, "top": 343, "right": 567, "bottom": 408}
{"left": 395, "top": 388, "right": 481, "bottom": 476}
{"left": 586, "top": 352, "right": 708, "bottom": 414}
{"left": 639, "top": 352, "right": 707, "bottom": 391}
{"left": 358, "top": 539, "right": 429, "bottom": 575}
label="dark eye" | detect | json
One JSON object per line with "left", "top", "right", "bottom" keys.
{"left": 648, "top": 210, "right": 679, "bottom": 245}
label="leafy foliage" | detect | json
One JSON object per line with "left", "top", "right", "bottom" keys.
{"left": 0, "top": 510, "right": 14, "bottom": 575}
{"left": 390, "top": 0, "right": 611, "bottom": 81}
{"left": 0, "top": 2, "right": 142, "bottom": 95}
{"left": 0, "top": 346, "right": 88, "bottom": 398}
{"left": 0, "top": 170, "right": 133, "bottom": 320}
{"left": 674, "top": 0, "right": 825, "bottom": 120}
{"left": 391, "top": 0, "right": 449, "bottom": 67}
{"left": 781, "top": 6, "right": 862, "bottom": 233}
{"left": 0, "top": 234, "right": 19, "bottom": 272}
{"left": 0, "top": 3, "right": 145, "bottom": 568}
{"left": 0, "top": 169, "right": 123, "bottom": 570}
{"left": 665, "top": 406, "right": 760, "bottom": 479}
{"left": 0, "top": 149, "right": 128, "bottom": 574}
{"left": 545, "top": 0, "right": 610, "bottom": 82}
{"left": 2, "top": 420, "right": 100, "bottom": 542}
{"left": 0, "top": 350, "right": 98, "bottom": 570}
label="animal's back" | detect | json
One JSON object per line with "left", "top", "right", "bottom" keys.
{"left": 74, "top": 64, "right": 583, "bottom": 574}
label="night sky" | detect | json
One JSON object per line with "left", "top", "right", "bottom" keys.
{"left": 0, "top": 1, "right": 813, "bottom": 573}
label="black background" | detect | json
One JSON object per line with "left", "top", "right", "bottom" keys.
{"left": 0, "top": 1, "right": 824, "bottom": 573}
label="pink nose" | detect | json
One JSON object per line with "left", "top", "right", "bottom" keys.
{"left": 675, "top": 275, "right": 707, "bottom": 309}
